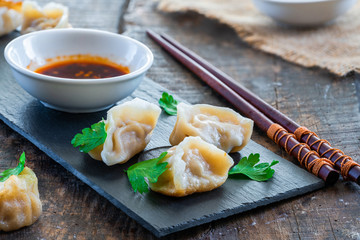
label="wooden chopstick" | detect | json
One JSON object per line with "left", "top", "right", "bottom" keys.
{"left": 147, "top": 29, "right": 339, "bottom": 184}
{"left": 157, "top": 32, "right": 360, "bottom": 185}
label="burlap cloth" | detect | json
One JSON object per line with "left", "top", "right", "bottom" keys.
{"left": 157, "top": 0, "right": 360, "bottom": 76}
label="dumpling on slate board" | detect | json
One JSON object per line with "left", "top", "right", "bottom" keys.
{"left": 0, "top": 0, "right": 22, "bottom": 36}
{"left": 169, "top": 103, "right": 254, "bottom": 153}
{"left": 89, "top": 98, "right": 161, "bottom": 166}
{"left": 20, "top": 1, "right": 71, "bottom": 34}
{"left": 0, "top": 167, "right": 42, "bottom": 232}
{"left": 150, "top": 136, "right": 234, "bottom": 197}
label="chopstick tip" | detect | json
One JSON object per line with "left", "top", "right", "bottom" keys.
{"left": 146, "top": 29, "right": 157, "bottom": 37}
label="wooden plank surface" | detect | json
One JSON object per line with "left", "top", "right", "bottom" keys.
{"left": 0, "top": 0, "right": 360, "bottom": 239}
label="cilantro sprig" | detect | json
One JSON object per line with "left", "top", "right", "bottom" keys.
{"left": 159, "top": 92, "right": 178, "bottom": 115}
{"left": 229, "top": 153, "right": 279, "bottom": 181}
{"left": 0, "top": 152, "right": 26, "bottom": 182}
{"left": 71, "top": 121, "right": 107, "bottom": 153}
{"left": 125, "top": 152, "right": 168, "bottom": 194}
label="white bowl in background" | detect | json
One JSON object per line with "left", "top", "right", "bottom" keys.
{"left": 4, "top": 28, "right": 153, "bottom": 113}
{"left": 252, "top": 0, "right": 357, "bottom": 26}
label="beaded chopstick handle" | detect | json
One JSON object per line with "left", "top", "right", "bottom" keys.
{"left": 268, "top": 124, "right": 335, "bottom": 179}
{"left": 294, "top": 127, "right": 360, "bottom": 181}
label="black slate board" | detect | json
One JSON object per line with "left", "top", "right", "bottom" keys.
{"left": 0, "top": 33, "right": 324, "bottom": 237}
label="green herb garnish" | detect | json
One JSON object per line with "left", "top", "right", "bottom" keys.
{"left": 125, "top": 152, "right": 168, "bottom": 194}
{"left": 71, "top": 121, "right": 107, "bottom": 153}
{"left": 0, "top": 152, "right": 26, "bottom": 182}
{"left": 159, "top": 92, "right": 178, "bottom": 115}
{"left": 228, "top": 153, "right": 279, "bottom": 181}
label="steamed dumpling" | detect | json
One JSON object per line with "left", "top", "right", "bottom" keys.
{"left": 89, "top": 98, "right": 161, "bottom": 166}
{"left": 150, "top": 136, "right": 234, "bottom": 197}
{"left": 21, "top": 1, "right": 70, "bottom": 34}
{"left": 170, "top": 103, "right": 254, "bottom": 153}
{"left": 0, "top": 167, "right": 42, "bottom": 232}
{"left": 0, "top": 0, "right": 22, "bottom": 36}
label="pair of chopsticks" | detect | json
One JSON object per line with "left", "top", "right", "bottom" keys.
{"left": 147, "top": 29, "right": 360, "bottom": 185}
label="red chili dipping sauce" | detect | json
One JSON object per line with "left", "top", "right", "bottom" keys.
{"left": 34, "top": 55, "right": 130, "bottom": 79}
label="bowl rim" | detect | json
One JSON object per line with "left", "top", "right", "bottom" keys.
{"left": 4, "top": 28, "right": 154, "bottom": 84}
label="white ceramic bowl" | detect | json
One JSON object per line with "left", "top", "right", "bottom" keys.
{"left": 252, "top": 0, "right": 357, "bottom": 26}
{"left": 4, "top": 28, "right": 153, "bottom": 113}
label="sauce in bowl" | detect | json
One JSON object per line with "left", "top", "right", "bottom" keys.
{"left": 34, "top": 54, "right": 130, "bottom": 79}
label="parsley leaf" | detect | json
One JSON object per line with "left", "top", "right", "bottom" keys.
{"left": 125, "top": 152, "right": 168, "bottom": 194}
{"left": 159, "top": 92, "right": 178, "bottom": 115}
{"left": 0, "top": 152, "right": 26, "bottom": 182}
{"left": 228, "top": 153, "right": 279, "bottom": 181}
{"left": 71, "top": 121, "right": 107, "bottom": 153}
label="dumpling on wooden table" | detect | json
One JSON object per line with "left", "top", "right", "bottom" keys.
{"left": 21, "top": 1, "right": 70, "bottom": 34}
{"left": 169, "top": 103, "right": 253, "bottom": 153}
{"left": 0, "top": 167, "right": 42, "bottom": 232}
{"left": 89, "top": 98, "right": 161, "bottom": 166}
{"left": 150, "top": 136, "right": 234, "bottom": 197}
{"left": 0, "top": 0, "right": 22, "bottom": 36}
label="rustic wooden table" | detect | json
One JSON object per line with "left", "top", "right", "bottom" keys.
{"left": 1, "top": 0, "right": 360, "bottom": 239}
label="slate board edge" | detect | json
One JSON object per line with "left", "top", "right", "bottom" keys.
{"left": 155, "top": 180, "right": 325, "bottom": 237}
{"left": 0, "top": 113, "right": 161, "bottom": 237}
